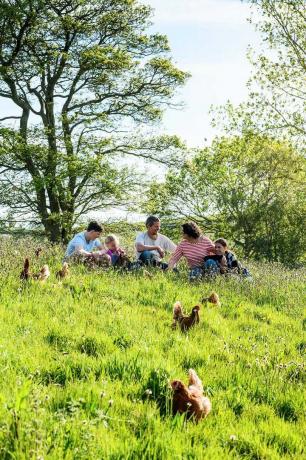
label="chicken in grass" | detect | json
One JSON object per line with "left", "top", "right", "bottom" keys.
{"left": 20, "top": 258, "right": 31, "bottom": 281}
{"left": 56, "top": 262, "right": 69, "bottom": 279}
{"left": 171, "top": 369, "right": 211, "bottom": 422}
{"left": 172, "top": 301, "right": 200, "bottom": 332}
{"left": 33, "top": 264, "right": 50, "bottom": 281}
{"left": 35, "top": 247, "right": 42, "bottom": 257}
{"left": 202, "top": 291, "right": 220, "bottom": 306}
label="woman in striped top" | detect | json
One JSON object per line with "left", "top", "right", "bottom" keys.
{"left": 168, "top": 222, "right": 215, "bottom": 279}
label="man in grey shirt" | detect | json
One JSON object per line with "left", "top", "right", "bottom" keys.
{"left": 135, "top": 216, "right": 176, "bottom": 269}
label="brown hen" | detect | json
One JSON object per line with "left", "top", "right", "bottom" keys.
{"left": 20, "top": 258, "right": 31, "bottom": 281}
{"left": 202, "top": 291, "right": 220, "bottom": 306}
{"left": 171, "top": 369, "right": 211, "bottom": 422}
{"left": 172, "top": 301, "right": 200, "bottom": 332}
{"left": 56, "top": 262, "right": 69, "bottom": 279}
{"left": 33, "top": 265, "right": 50, "bottom": 281}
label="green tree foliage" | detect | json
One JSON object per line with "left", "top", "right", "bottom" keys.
{"left": 212, "top": 0, "right": 306, "bottom": 142}
{"left": 0, "top": 0, "right": 188, "bottom": 241}
{"left": 145, "top": 134, "right": 306, "bottom": 263}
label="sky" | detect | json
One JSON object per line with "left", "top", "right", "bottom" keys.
{"left": 0, "top": 0, "right": 261, "bottom": 221}
{"left": 145, "top": 0, "right": 260, "bottom": 147}
{"left": 0, "top": 0, "right": 261, "bottom": 148}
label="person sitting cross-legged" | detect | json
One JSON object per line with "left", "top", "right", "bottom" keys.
{"left": 204, "top": 238, "right": 252, "bottom": 278}
{"left": 135, "top": 216, "right": 176, "bottom": 270}
{"left": 64, "top": 221, "right": 108, "bottom": 266}
{"left": 168, "top": 222, "right": 215, "bottom": 280}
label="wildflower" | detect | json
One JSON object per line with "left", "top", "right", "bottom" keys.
{"left": 108, "top": 399, "right": 114, "bottom": 407}
{"left": 229, "top": 435, "right": 237, "bottom": 441}
{"left": 144, "top": 389, "right": 152, "bottom": 396}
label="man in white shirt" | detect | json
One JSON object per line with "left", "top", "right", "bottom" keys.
{"left": 135, "top": 216, "right": 176, "bottom": 269}
{"left": 64, "top": 221, "right": 104, "bottom": 261}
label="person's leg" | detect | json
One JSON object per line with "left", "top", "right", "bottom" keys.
{"left": 203, "top": 259, "right": 220, "bottom": 275}
{"left": 189, "top": 267, "right": 203, "bottom": 281}
{"left": 158, "top": 261, "right": 168, "bottom": 270}
{"left": 139, "top": 250, "right": 158, "bottom": 266}
{"left": 111, "top": 254, "right": 120, "bottom": 266}
{"left": 95, "top": 253, "right": 111, "bottom": 268}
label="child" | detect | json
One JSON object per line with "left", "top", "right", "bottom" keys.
{"left": 104, "top": 234, "right": 127, "bottom": 267}
{"left": 204, "top": 238, "right": 250, "bottom": 276}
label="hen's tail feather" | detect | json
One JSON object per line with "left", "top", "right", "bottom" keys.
{"left": 173, "top": 301, "right": 183, "bottom": 319}
{"left": 188, "top": 369, "right": 203, "bottom": 391}
{"left": 24, "top": 258, "right": 29, "bottom": 271}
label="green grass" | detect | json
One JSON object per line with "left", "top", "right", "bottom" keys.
{"left": 0, "top": 237, "right": 305, "bottom": 459}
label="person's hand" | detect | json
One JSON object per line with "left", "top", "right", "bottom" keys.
{"left": 156, "top": 246, "right": 165, "bottom": 258}
{"left": 220, "top": 255, "right": 227, "bottom": 266}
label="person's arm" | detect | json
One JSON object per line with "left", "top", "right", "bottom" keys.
{"left": 71, "top": 235, "right": 92, "bottom": 257}
{"left": 168, "top": 244, "right": 183, "bottom": 270}
{"left": 136, "top": 242, "right": 163, "bottom": 252}
{"left": 206, "top": 237, "right": 216, "bottom": 254}
{"left": 220, "top": 255, "right": 227, "bottom": 274}
{"left": 94, "top": 239, "right": 104, "bottom": 251}
{"left": 163, "top": 236, "right": 177, "bottom": 254}
{"left": 135, "top": 234, "right": 164, "bottom": 257}
{"left": 74, "top": 245, "right": 93, "bottom": 257}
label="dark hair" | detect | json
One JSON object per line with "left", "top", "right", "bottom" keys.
{"left": 87, "top": 221, "right": 103, "bottom": 232}
{"left": 182, "top": 222, "right": 201, "bottom": 239}
{"left": 145, "top": 215, "right": 160, "bottom": 228}
{"left": 214, "top": 238, "right": 228, "bottom": 248}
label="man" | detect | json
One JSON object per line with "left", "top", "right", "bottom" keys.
{"left": 64, "top": 221, "right": 105, "bottom": 261}
{"left": 135, "top": 216, "right": 176, "bottom": 269}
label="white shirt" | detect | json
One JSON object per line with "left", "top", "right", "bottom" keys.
{"left": 135, "top": 232, "right": 176, "bottom": 260}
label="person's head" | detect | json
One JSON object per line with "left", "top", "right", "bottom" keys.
{"left": 182, "top": 222, "right": 201, "bottom": 241}
{"left": 86, "top": 221, "right": 103, "bottom": 240}
{"left": 145, "top": 216, "right": 161, "bottom": 237}
{"left": 214, "top": 238, "right": 228, "bottom": 255}
{"left": 105, "top": 234, "right": 119, "bottom": 251}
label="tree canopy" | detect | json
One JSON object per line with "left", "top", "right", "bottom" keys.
{"left": 144, "top": 134, "right": 306, "bottom": 263}
{"left": 0, "top": 0, "right": 188, "bottom": 241}
{"left": 212, "top": 0, "right": 306, "bottom": 143}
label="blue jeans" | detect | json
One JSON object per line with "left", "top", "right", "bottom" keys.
{"left": 189, "top": 259, "right": 220, "bottom": 281}
{"left": 111, "top": 254, "right": 120, "bottom": 266}
{"left": 139, "top": 251, "right": 168, "bottom": 270}
{"left": 203, "top": 259, "right": 220, "bottom": 274}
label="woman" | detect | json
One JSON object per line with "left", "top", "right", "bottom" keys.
{"left": 168, "top": 222, "right": 215, "bottom": 280}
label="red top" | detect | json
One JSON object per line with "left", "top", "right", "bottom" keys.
{"left": 168, "top": 236, "right": 215, "bottom": 268}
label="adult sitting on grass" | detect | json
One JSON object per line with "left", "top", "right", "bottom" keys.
{"left": 64, "top": 221, "right": 106, "bottom": 265}
{"left": 204, "top": 238, "right": 251, "bottom": 278}
{"left": 135, "top": 216, "right": 176, "bottom": 270}
{"left": 167, "top": 222, "right": 215, "bottom": 280}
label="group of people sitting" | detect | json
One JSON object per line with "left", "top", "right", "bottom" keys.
{"left": 64, "top": 216, "right": 250, "bottom": 280}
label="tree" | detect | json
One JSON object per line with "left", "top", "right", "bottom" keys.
{"left": 144, "top": 134, "right": 306, "bottom": 263}
{"left": 212, "top": 0, "right": 306, "bottom": 143}
{"left": 0, "top": 0, "right": 188, "bottom": 241}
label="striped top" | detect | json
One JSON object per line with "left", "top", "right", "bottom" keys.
{"left": 168, "top": 236, "right": 215, "bottom": 269}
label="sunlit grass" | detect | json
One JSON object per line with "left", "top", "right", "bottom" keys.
{"left": 0, "top": 237, "right": 305, "bottom": 459}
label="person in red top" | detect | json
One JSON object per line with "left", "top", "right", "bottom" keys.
{"left": 168, "top": 222, "right": 215, "bottom": 280}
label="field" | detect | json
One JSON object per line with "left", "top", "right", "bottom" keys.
{"left": 0, "top": 237, "right": 305, "bottom": 459}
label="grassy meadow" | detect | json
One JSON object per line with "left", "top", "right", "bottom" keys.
{"left": 0, "top": 237, "right": 305, "bottom": 459}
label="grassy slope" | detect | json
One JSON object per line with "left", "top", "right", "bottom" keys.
{"left": 0, "top": 239, "right": 305, "bottom": 459}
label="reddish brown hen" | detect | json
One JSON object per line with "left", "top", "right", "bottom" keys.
{"left": 171, "top": 369, "right": 211, "bottom": 422}
{"left": 202, "top": 291, "right": 220, "bottom": 306}
{"left": 20, "top": 258, "right": 31, "bottom": 281}
{"left": 172, "top": 301, "right": 200, "bottom": 332}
